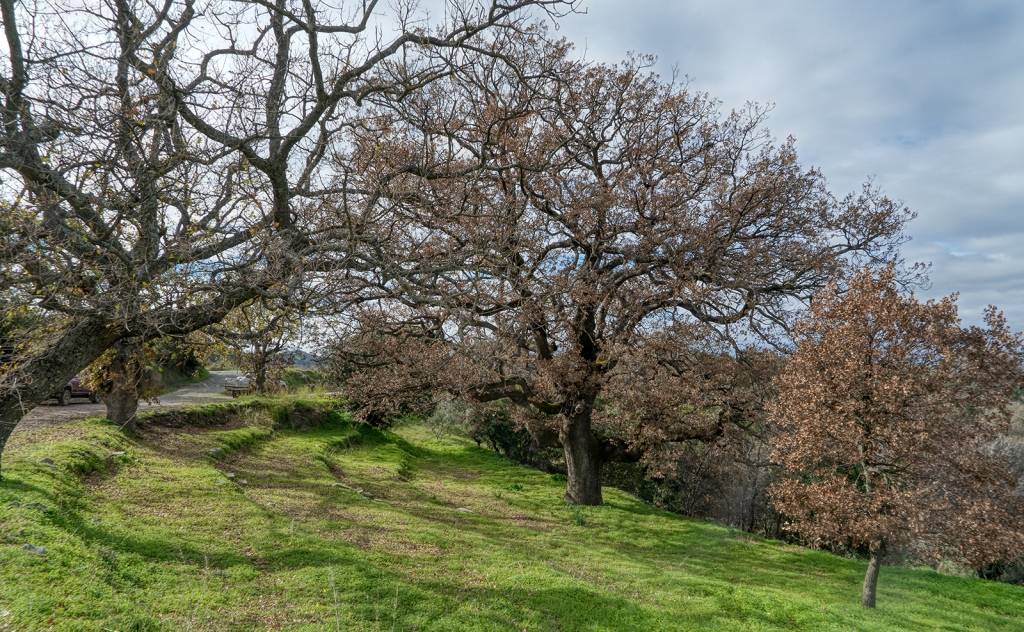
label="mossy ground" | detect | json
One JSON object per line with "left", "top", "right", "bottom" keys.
{"left": 0, "top": 397, "right": 1020, "bottom": 631}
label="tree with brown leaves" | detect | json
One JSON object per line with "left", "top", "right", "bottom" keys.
{"left": 769, "top": 268, "right": 1024, "bottom": 608}
{"left": 339, "top": 56, "right": 912, "bottom": 505}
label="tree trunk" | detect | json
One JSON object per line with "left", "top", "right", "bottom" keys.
{"left": 0, "top": 288, "right": 262, "bottom": 476}
{"left": 560, "top": 403, "right": 603, "bottom": 505}
{"left": 103, "top": 340, "right": 143, "bottom": 432}
{"left": 104, "top": 385, "right": 140, "bottom": 430}
{"left": 0, "top": 317, "right": 120, "bottom": 476}
{"left": 254, "top": 356, "right": 267, "bottom": 393}
{"left": 861, "top": 549, "right": 883, "bottom": 608}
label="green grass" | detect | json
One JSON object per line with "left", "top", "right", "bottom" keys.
{"left": 281, "top": 368, "right": 326, "bottom": 392}
{"left": 0, "top": 399, "right": 1021, "bottom": 631}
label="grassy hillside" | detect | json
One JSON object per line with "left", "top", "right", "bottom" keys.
{"left": 0, "top": 399, "right": 1020, "bottom": 631}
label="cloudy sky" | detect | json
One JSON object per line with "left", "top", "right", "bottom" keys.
{"left": 552, "top": 0, "right": 1024, "bottom": 329}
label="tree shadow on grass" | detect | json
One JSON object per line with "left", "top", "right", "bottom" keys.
{"left": 399, "top": 581, "right": 668, "bottom": 631}
{"left": 12, "top": 417, "right": 1017, "bottom": 631}
{"left": 0, "top": 475, "right": 51, "bottom": 499}
{"left": 258, "top": 430, "right": 1024, "bottom": 631}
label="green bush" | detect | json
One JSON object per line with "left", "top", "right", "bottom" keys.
{"left": 281, "top": 367, "right": 327, "bottom": 391}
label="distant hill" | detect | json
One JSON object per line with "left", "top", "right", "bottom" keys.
{"left": 285, "top": 348, "right": 321, "bottom": 368}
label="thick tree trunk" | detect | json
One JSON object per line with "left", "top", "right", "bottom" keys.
{"left": 102, "top": 340, "right": 142, "bottom": 432}
{"left": 0, "top": 288, "right": 262, "bottom": 475}
{"left": 560, "top": 404, "right": 603, "bottom": 505}
{"left": 253, "top": 357, "right": 268, "bottom": 393}
{"left": 104, "top": 385, "right": 140, "bottom": 430}
{"left": 0, "top": 317, "right": 120, "bottom": 476}
{"left": 861, "top": 549, "right": 883, "bottom": 608}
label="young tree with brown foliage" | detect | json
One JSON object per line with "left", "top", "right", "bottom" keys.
{"left": 769, "top": 268, "right": 1024, "bottom": 608}
{"left": 338, "top": 55, "right": 912, "bottom": 505}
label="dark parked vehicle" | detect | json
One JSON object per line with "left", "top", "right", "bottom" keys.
{"left": 52, "top": 376, "right": 99, "bottom": 405}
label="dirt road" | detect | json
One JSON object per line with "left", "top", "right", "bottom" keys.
{"left": 15, "top": 370, "right": 240, "bottom": 434}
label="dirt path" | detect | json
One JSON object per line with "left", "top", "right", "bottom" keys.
{"left": 14, "top": 370, "right": 240, "bottom": 434}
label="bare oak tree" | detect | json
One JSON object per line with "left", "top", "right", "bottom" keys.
{"left": 769, "top": 268, "right": 1024, "bottom": 608}
{"left": 1, "top": 0, "right": 255, "bottom": 462}
{"left": 0, "top": 0, "right": 571, "bottom": 472}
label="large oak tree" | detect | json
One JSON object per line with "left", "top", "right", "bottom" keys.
{"left": 0, "top": 0, "right": 571, "bottom": 471}
{"left": 340, "top": 56, "right": 912, "bottom": 504}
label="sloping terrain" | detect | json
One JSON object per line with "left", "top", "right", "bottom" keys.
{"left": 0, "top": 398, "right": 1020, "bottom": 631}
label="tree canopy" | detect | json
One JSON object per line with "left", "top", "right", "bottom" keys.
{"left": 769, "top": 268, "right": 1024, "bottom": 607}
{"left": 337, "top": 56, "right": 912, "bottom": 504}
{"left": 0, "top": 0, "right": 573, "bottom": 469}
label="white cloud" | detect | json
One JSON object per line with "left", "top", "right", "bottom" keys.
{"left": 560, "top": 0, "right": 1024, "bottom": 328}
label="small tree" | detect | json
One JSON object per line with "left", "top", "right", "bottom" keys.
{"left": 208, "top": 302, "right": 301, "bottom": 393}
{"left": 79, "top": 334, "right": 209, "bottom": 430}
{"left": 769, "top": 268, "right": 1024, "bottom": 608}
